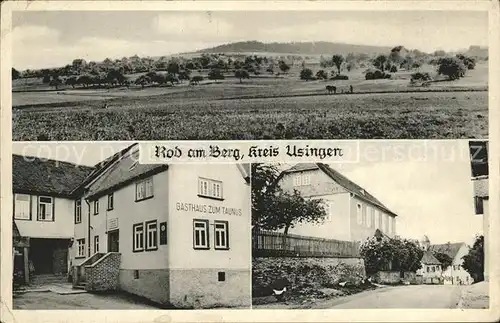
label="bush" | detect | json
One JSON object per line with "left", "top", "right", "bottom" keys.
{"left": 330, "top": 74, "right": 349, "bottom": 80}
{"left": 390, "top": 65, "right": 398, "bottom": 73}
{"left": 411, "top": 72, "right": 432, "bottom": 82}
{"left": 437, "top": 57, "right": 466, "bottom": 80}
{"left": 300, "top": 68, "right": 314, "bottom": 81}
{"left": 365, "top": 70, "right": 391, "bottom": 80}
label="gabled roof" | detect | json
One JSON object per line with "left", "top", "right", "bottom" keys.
{"left": 283, "top": 163, "right": 398, "bottom": 217}
{"left": 72, "top": 143, "right": 138, "bottom": 195}
{"left": 13, "top": 154, "right": 94, "bottom": 197}
{"left": 421, "top": 250, "right": 442, "bottom": 265}
{"left": 429, "top": 242, "right": 466, "bottom": 260}
{"left": 85, "top": 144, "right": 167, "bottom": 199}
{"left": 237, "top": 164, "right": 251, "bottom": 183}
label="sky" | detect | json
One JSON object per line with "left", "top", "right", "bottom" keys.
{"left": 12, "top": 140, "right": 484, "bottom": 246}
{"left": 12, "top": 10, "right": 488, "bottom": 70}
{"left": 329, "top": 140, "right": 483, "bottom": 246}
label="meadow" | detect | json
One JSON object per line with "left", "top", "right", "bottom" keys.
{"left": 12, "top": 61, "right": 488, "bottom": 140}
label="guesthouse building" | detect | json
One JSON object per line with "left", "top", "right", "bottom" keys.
{"left": 70, "top": 144, "right": 252, "bottom": 308}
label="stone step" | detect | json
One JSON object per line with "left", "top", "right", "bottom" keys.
{"left": 31, "top": 274, "right": 68, "bottom": 285}
{"left": 73, "top": 283, "right": 86, "bottom": 290}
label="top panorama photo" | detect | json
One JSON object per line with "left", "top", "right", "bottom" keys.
{"left": 11, "top": 10, "right": 488, "bottom": 141}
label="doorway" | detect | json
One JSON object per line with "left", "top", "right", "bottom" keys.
{"left": 108, "top": 230, "right": 119, "bottom": 252}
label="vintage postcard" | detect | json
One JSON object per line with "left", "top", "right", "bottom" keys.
{"left": 1, "top": 1, "right": 499, "bottom": 323}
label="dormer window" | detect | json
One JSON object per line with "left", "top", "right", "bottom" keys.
{"left": 198, "top": 177, "right": 223, "bottom": 200}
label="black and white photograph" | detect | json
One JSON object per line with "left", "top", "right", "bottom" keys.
{"left": 11, "top": 142, "right": 251, "bottom": 309}
{"left": 251, "top": 140, "right": 489, "bottom": 309}
{"left": 1, "top": 1, "right": 498, "bottom": 323}
{"left": 11, "top": 10, "right": 488, "bottom": 141}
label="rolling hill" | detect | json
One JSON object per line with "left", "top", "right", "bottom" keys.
{"left": 195, "top": 41, "right": 393, "bottom": 56}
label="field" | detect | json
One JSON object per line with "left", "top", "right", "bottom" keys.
{"left": 12, "top": 62, "right": 488, "bottom": 140}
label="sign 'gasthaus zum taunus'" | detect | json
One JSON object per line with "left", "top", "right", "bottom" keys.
{"left": 176, "top": 202, "right": 243, "bottom": 216}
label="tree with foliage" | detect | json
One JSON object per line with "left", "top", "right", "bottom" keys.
{"left": 208, "top": 68, "right": 225, "bottom": 82}
{"left": 251, "top": 163, "right": 327, "bottom": 235}
{"left": 49, "top": 76, "right": 62, "bottom": 90}
{"left": 299, "top": 68, "right": 314, "bottom": 81}
{"left": 167, "top": 60, "right": 180, "bottom": 76}
{"left": 190, "top": 75, "right": 203, "bottom": 85}
{"left": 42, "top": 73, "right": 51, "bottom": 84}
{"left": 278, "top": 60, "right": 290, "bottom": 74}
{"left": 65, "top": 76, "right": 78, "bottom": 88}
{"left": 373, "top": 55, "right": 388, "bottom": 72}
{"left": 12, "top": 68, "right": 20, "bottom": 80}
{"left": 360, "top": 236, "right": 423, "bottom": 276}
{"left": 165, "top": 73, "right": 179, "bottom": 86}
{"left": 331, "top": 54, "right": 344, "bottom": 74}
{"left": 462, "top": 235, "right": 484, "bottom": 283}
{"left": 235, "top": 69, "right": 250, "bottom": 83}
{"left": 389, "top": 65, "right": 398, "bottom": 73}
{"left": 135, "top": 75, "right": 151, "bottom": 89}
{"left": 456, "top": 54, "right": 476, "bottom": 70}
{"left": 77, "top": 74, "right": 93, "bottom": 88}
{"left": 315, "top": 70, "right": 328, "bottom": 80}
{"left": 178, "top": 70, "right": 191, "bottom": 82}
{"left": 433, "top": 252, "right": 453, "bottom": 271}
{"left": 437, "top": 57, "right": 467, "bottom": 80}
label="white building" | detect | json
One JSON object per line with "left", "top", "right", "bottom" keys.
{"left": 429, "top": 242, "right": 472, "bottom": 285}
{"left": 12, "top": 154, "right": 93, "bottom": 284}
{"left": 70, "top": 144, "right": 251, "bottom": 308}
{"left": 13, "top": 145, "right": 252, "bottom": 309}
{"left": 276, "top": 163, "right": 398, "bottom": 242}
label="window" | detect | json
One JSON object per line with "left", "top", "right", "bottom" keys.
{"left": 374, "top": 210, "right": 380, "bottom": 229}
{"left": 136, "top": 178, "right": 154, "bottom": 201}
{"left": 14, "top": 194, "right": 31, "bottom": 220}
{"left": 145, "top": 220, "right": 158, "bottom": 251}
{"left": 356, "top": 203, "right": 362, "bottom": 225}
{"left": 193, "top": 219, "right": 209, "bottom": 249}
{"left": 198, "top": 178, "right": 223, "bottom": 199}
{"left": 293, "top": 174, "right": 301, "bottom": 186}
{"left": 107, "top": 193, "right": 114, "bottom": 210}
{"left": 159, "top": 222, "right": 168, "bottom": 245}
{"left": 75, "top": 199, "right": 82, "bottom": 223}
{"left": 432, "top": 266, "right": 435, "bottom": 272}
{"left": 94, "top": 235, "right": 99, "bottom": 253}
{"left": 218, "top": 272, "right": 226, "bottom": 282}
{"left": 133, "top": 223, "right": 144, "bottom": 252}
{"left": 93, "top": 200, "right": 99, "bottom": 215}
{"left": 301, "top": 174, "right": 311, "bottom": 186}
{"left": 474, "top": 196, "right": 484, "bottom": 215}
{"left": 426, "top": 266, "right": 430, "bottom": 273}
{"left": 214, "top": 221, "right": 229, "bottom": 250}
{"left": 38, "top": 196, "right": 54, "bottom": 221}
{"left": 366, "top": 206, "right": 372, "bottom": 227}
{"left": 77, "top": 238, "right": 85, "bottom": 258}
